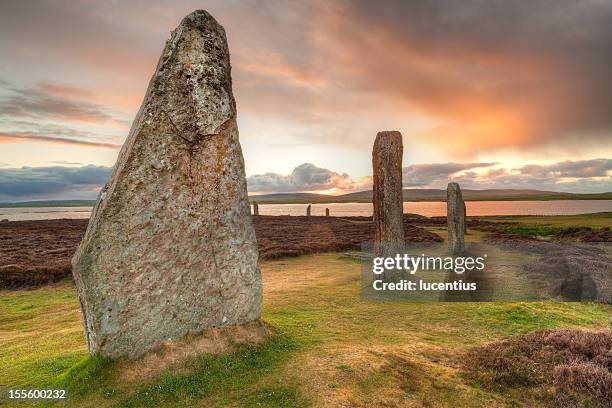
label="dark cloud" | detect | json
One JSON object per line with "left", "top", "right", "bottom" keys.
{"left": 516, "top": 159, "right": 612, "bottom": 178}
{"left": 299, "top": 0, "right": 612, "bottom": 152}
{"left": 247, "top": 163, "right": 362, "bottom": 193}
{"left": 0, "top": 0, "right": 164, "bottom": 80}
{"left": 451, "top": 159, "right": 612, "bottom": 192}
{"left": 0, "top": 1, "right": 611, "bottom": 187}
{"left": 3, "top": 0, "right": 611, "bottom": 156}
{"left": 0, "top": 117, "right": 124, "bottom": 148}
{"left": 247, "top": 159, "right": 611, "bottom": 194}
{"left": 0, "top": 131, "right": 121, "bottom": 148}
{"left": 0, "top": 165, "right": 112, "bottom": 201}
{"left": 0, "top": 82, "right": 125, "bottom": 125}
{"left": 49, "top": 160, "right": 85, "bottom": 165}
{"left": 229, "top": 0, "right": 612, "bottom": 154}
{"left": 2, "top": 158, "right": 610, "bottom": 201}
{"left": 402, "top": 163, "right": 495, "bottom": 187}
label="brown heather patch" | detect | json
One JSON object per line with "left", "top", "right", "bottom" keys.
{"left": 0, "top": 216, "right": 441, "bottom": 288}
{"left": 0, "top": 219, "right": 84, "bottom": 288}
{"left": 555, "top": 227, "right": 612, "bottom": 242}
{"left": 464, "top": 328, "right": 612, "bottom": 407}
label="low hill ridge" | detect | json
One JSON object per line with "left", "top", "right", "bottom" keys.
{"left": 1, "top": 189, "right": 611, "bottom": 207}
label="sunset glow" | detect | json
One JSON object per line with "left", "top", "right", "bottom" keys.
{"left": 0, "top": 0, "right": 611, "bottom": 200}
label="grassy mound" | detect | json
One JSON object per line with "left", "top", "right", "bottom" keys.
{"left": 54, "top": 331, "right": 306, "bottom": 407}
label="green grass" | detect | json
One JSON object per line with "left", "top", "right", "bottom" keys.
{"left": 492, "top": 224, "right": 564, "bottom": 236}
{"left": 470, "top": 302, "right": 609, "bottom": 335}
{"left": 54, "top": 355, "right": 115, "bottom": 398}
{"left": 43, "top": 329, "right": 309, "bottom": 408}
{"left": 118, "top": 333, "right": 305, "bottom": 408}
{"left": 476, "top": 213, "right": 611, "bottom": 238}
{"left": 1, "top": 249, "right": 611, "bottom": 407}
{"left": 0, "top": 281, "right": 86, "bottom": 388}
{"left": 481, "top": 212, "right": 612, "bottom": 229}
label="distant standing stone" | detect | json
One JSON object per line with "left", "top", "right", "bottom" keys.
{"left": 372, "top": 131, "right": 405, "bottom": 250}
{"left": 306, "top": 204, "right": 311, "bottom": 216}
{"left": 253, "top": 202, "right": 259, "bottom": 216}
{"left": 447, "top": 182, "right": 466, "bottom": 254}
{"left": 71, "top": 10, "right": 262, "bottom": 358}
{"left": 325, "top": 208, "right": 330, "bottom": 217}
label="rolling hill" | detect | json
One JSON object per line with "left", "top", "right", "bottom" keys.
{"left": 248, "top": 189, "right": 612, "bottom": 204}
{"left": 1, "top": 189, "right": 611, "bottom": 207}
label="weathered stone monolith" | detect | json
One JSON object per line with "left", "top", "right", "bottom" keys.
{"left": 306, "top": 204, "right": 311, "bottom": 216}
{"left": 372, "top": 131, "right": 405, "bottom": 251}
{"left": 71, "top": 10, "right": 262, "bottom": 359}
{"left": 325, "top": 208, "right": 330, "bottom": 217}
{"left": 447, "top": 182, "right": 465, "bottom": 254}
{"left": 253, "top": 202, "right": 259, "bottom": 216}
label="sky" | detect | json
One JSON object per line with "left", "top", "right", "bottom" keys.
{"left": 0, "top": 0, "right": 611, "bottom": 201}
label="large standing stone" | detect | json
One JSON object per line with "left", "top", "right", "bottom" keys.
{"left": 71, "top": 10, "right": 262, "bottom": 359}
{"left": 306, "top": 204, "right": 311, "bottom": 216}
{"left": 253, "top": 202, "right": 259, "bottom": 216}
{"left": 447, "top": 182, "right": 466, "bottom": 254}
{"left": 372, "top": 131, "right": 405, "bottom": 248}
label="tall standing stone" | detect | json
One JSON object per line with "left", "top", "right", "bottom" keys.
{"left": 325, "top": 208, "right": 330, "bottom": 217}
{"left": 306, "top": 204, "right": 311, "bottom": 216}
{"left": 253, "top": 202, "right": 259, "bottom": 216}
{"left": 447, "top": 182, "right": 466, "bottom": 254}
{"left": 71, "top": 10, "right": 262, "bottom": 359}
{"left": 372, "top": 131, "right": 405, "bottom": 251}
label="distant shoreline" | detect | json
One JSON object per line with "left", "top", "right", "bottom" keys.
{"left": 246, "top": 196, "right": 612, "bottom": 205}
{"left": 2, "top": 194, "right": 612, "bottom": 208}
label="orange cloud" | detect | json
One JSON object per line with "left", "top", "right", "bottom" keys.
{"left": 0, "top": 132, "right": 121, "bottom": 149}
{"left": 1, "top": 0, "right": 611, "bottom": 179}
{"left": 236, "top": 52, "right": 328, "bottom": 88}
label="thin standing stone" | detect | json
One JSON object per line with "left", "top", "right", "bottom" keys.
{"left": 372, "top": 131, "right": 405, "bottom": 250}
{"left": 253, "top": 202, "right": 259, "bottom": 216}
{"left": 306, "top": 204, "right": 311, "bottom": 216}
{"left": 447, "top": 182, "right": 466, "bottom": 254}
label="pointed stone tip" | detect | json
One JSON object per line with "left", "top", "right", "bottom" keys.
{"left": 179, "top": 9, "right": 221, "bottom": 30}
{"left": 151, "top": 8, "right": 233, "bottom": 138}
